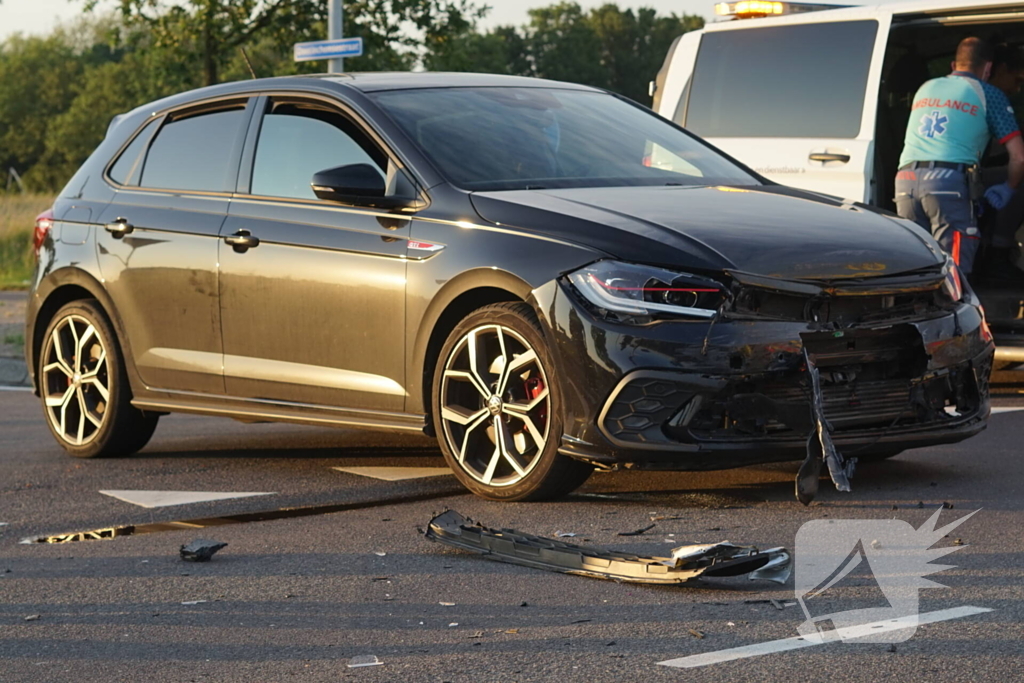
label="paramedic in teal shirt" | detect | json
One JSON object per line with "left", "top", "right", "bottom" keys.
{"left": 896, "top": 37, "right": 1024, "bottom": 276}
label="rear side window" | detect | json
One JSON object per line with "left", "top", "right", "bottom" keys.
{"left": 684, "top": 21, "right": 877, "bottom": 138}
{"left": 140, "top": 105, "right": 248, "bottom": 192}
{"left": 250, "top": 101, "right": 386, "bottom": 200}
{"left": 109, "top": 118, "right": 159, "bottom": 186}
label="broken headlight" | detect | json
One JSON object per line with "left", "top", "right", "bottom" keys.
{"left": 940, "top": 259, "right": 964, "bottom": 304}
{"left": 567, "top": 260, "right": 726, "bottom": 322}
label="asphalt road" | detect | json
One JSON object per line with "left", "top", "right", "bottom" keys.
{"left": 2, "top": 388, "right": 1024, "bottom": 682}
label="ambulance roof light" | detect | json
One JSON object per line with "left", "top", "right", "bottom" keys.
{"left": 714, "top": 1, "right": 851, "bottom": 19}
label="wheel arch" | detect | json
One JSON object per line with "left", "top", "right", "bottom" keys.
{"left": 411, "top": 268, "right": 538, "bottom": 427}
{"left": 29, "top": 268, "right": 134, "bottom": 396}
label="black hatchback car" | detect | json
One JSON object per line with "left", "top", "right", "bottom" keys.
{"left": 26, "top": 72, "right": 993, "bottom": 502}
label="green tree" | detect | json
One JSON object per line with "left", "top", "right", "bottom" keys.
{"left": 96, "top": 0, "right": 491, "bottom": 86}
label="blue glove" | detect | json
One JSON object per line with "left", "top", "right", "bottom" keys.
{"left": 985, "top": 182, "right": 1015, "bottom": 210}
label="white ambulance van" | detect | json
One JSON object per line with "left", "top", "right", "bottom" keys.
{"left": 653, "top": 0, "right": 1024, "bottom": 365}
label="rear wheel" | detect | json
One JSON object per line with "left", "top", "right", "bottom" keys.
{"left": 432, "top": 302, "right": 593, "bottom": 501}
{"left": 39, "top": 300, "right": 158, "bottom": 458}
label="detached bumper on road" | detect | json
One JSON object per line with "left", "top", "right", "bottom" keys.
{"left": 533, "top": 280, "right": 994, "bottom": 471}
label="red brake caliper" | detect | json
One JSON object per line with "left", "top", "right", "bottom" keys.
{"left": 523, "top": 376, "right": 547, "bottom": 428}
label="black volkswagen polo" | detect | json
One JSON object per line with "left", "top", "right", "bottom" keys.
{"left": 26, "top": 72, "right": 993, "bottom": 503}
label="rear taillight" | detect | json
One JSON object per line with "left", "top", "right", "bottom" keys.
{"left": 33, "top": 209, "right": 54, "bottom": 259}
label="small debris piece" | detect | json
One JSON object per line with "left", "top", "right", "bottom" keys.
{"left": 520, "top": 602, "right": 529, "bottom": 607}
{"left": 0, "top": 523, "right": 8, "bottom": 526}
{"left": 439, "top": 602, "right": 456, "bottom": 606}
{"left": 555, "top": 532, "right": 578, "bottom": 538}
{"left": 24, "top": 615, "right": 40, "bottom": 621}
{"left": 449, "top": 622, "right": 459, "bottom": 628}
{"left": 650, "top": 515, "right": 685, "bottom": 522}
{"left": 180, "top": 600, "right": 207, "bottom": 605}
{"left": 871, "top": 539, "right": 882, "bottom": 550}
{"left": 953, "top": 538, "right": 964, "bottom": 546}
{"left": 770, "top": 599, "right": 785, "bottom": 610}
{"left": 505, "top": 629, "right": 520, "bottom": 634}
{"left": 618, "top": 523, "right": 657, "bottom": 537}
{"left": 917, "top": 501, "right": 925, "bottom": 509}
{"left": 727, "top": 622, "right": 736, "bottom": 627}
{"left": 347, "top": 655, "right": 383, "bottom": 668}
{"left": 570, "top": 619, "right": 592, "bottom": 624}
{"left": 887, "top": 644, "right": 898, "bottom": 653}
{"left": 606, "top": 641, "right": 616, "bottom": 646}
{"left": 688, "top": 629, "right": 705, "bottom": 639}
{"left": 467, "top": 631, "right": 484, "bottom": 638}
{"left": 371, "top": 577, "right": 390, "bottom": 582}
{"left": 374, "top": 551, "right": 387, "bottom": 557}
{"left": 744, "top": 599, "right": 772, "bottom": 604}
{"left": 942, "top": 502, "right": 954, "bottom": 510}
{"left": 179, "top": 539, "right": 227, "bottom": 562}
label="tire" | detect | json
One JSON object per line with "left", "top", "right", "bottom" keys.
{"left": 432, "top": 302, "right": 593, "bottom": 501}
{"left": 38, "top": 299, "right": 159, "bottom": 458}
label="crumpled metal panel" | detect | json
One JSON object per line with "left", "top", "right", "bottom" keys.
{"left": 425, "top": 510, "right": 791, "bottom": 585}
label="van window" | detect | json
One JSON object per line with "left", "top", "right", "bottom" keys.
{"left": 250, "top": 102, "right": 385, "bottom": 200}
{"left": 140, "top": 106, "right": 248, "bottom": 192}
{"left": 683, "top": 21, "right": 878, "bottom": 138}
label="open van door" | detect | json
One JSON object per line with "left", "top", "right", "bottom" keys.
{"left": 665, "top": 10, "right": 892, "bottom": 203}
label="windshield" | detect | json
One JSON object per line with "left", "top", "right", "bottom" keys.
{"left": 370, "top": 87, "right": 760, "bottom": 191}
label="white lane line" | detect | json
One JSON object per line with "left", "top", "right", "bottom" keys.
{"left": 0, "top": 385, "right": 31, "bottom": 392}
{"left": 658, "top": 605, "right": 993, "bottom": 669}
{"left": 99, "top": 490, "right": 275, "bottom": 508}
{"left": 991, "top": 406, "right": 1024, "bottom": 414}
{"left": 333, "top": 466, "right": 453, "bottom": 481}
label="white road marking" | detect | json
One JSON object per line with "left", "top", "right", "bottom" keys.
{"left": 99, "top": 490, "right": 275, "bottom": 508}
{"left": 991, "top": 406, "right": 1024, "bottom": 414}
{"left": 657, "top": 605, "right": 993, "bottom": 669}
{"left": 0, "top": 385, "right": 31, "bottom": 392}
{"left": 332, "top": 466, "right": 453, "bottom": 481}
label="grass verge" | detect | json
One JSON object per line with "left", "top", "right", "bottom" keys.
{"left": 0, "top": 193, "right": 52, "bottom": 289}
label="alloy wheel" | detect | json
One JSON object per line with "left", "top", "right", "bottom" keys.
{"left": 440, "top": 324, "right": 551, "bottom": 487}
{"left": 41, "top": 314, "right": 110, "bottom": 446}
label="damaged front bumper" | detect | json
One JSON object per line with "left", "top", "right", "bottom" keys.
{"left": 532, "top": 274, "right": 994, "bottom": 474}
{"left": 425, "top": 510, "right": 791, "bottom": 585}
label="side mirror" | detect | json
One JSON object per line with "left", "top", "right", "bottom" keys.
{"left": 311, "top": 164, "right": 417, "bottom": 210}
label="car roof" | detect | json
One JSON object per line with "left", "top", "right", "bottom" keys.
{"left": 119, "top": 72, "right": 603, "bottom": 124}
{"left": 704, "top": 0, "right": 1024, "bottom": 31}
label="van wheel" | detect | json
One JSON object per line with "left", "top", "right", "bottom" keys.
{"left": 39, "top": 300, "right": 158, "bottom": 458}
{"left": 432, "top": 302, "right": 593, "bottom": 501}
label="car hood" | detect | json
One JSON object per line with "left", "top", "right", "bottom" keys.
{"left": 470, "top": 184, "right": 945, "bottom": 281}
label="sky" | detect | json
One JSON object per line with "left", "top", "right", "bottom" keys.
{"left": 1, "top": 0, "right": 716, "bottom": 41}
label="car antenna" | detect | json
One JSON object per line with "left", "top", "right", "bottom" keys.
{"left": 240, "top": 47, "right": 257, "bottom": 79}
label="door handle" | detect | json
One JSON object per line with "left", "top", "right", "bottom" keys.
{"left": 224, "top": 229, "right": 260, "bottom": 253}
{"left": 809, "top": 152, "right": 851, "bottom": 163}
{"left": 104, "top": 217, "right": 134, "bottom": 238}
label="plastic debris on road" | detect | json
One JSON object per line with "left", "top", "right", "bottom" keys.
{"left": 424, "top": 510, "right": 791, "bottom": 585}
{"left": 180, "top": 539, "right": 227, "bottom": 562}
{"left": 347, "top": 655, "right": 383, "bottom": 668}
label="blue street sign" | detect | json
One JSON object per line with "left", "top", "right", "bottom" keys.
{"left": 293, "top": 37, "right": 364, "bottom": 63}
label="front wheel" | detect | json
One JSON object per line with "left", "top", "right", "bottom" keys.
{"left": 432, "top": 302, "right": 593, "bottom": 501}
{"left": 38, "top": 299, "right": 159, "bottom": 458}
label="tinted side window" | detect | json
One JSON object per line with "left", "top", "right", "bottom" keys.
{"left": 684, "top": 21, "right": 877, "bottom": 138}
{"left": 141, "top": 106, "right": 248, "bottom": 192}
{"left": 109, "top": 118, "right": 159, "bottom": 186}
{"left": 250, "top": 103, "right": 385, "bottom": 200}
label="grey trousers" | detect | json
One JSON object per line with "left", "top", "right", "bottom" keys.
{"left": 894, "top": 166, "right": 979, "bottom": 274}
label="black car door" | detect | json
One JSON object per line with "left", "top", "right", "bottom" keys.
{"left": 96, "top": 98, "right": 255, "bottom": 394}
{"left": 218, "top": 95, "right": 410, "bottom": 411}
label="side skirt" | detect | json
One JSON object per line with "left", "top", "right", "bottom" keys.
{"left": 132, "top": 390, "right": 427, "bottom": 434}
